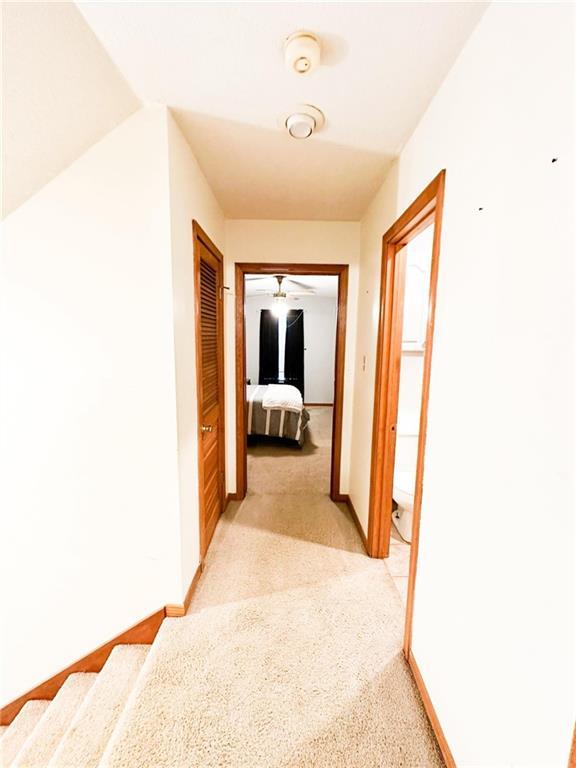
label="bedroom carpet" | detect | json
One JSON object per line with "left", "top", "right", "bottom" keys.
{"left": 246, "top": 405, "right": 333, "bottom": 494}
{"left": 98, "top": 406, "right": 444, "bottom": 767}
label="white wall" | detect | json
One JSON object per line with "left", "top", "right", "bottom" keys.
{"left": 349, "top": 4, "right": 574, "bottom": 764}
{"left": 1, "top": 1, "right": 139, "bottom": 217}
{"left": 402, "top": 226, "right": 433, "bottom": 349}
{"left": 224, "top": 220, "right": 360, "bottom": 494}
{"left": 245, "top": 294, "right": 338, "bottom": 404}
{"left": 166, "top": 109, "right": 226, "bottom": 595}
{"left": 397, "top": 353, "right": 424, "bottom": 424}
{"left": 0, "top": 106, "right": 183, "bottom": 704}
{"left": 396, "top": 228, "right": 433, "bottom": 436}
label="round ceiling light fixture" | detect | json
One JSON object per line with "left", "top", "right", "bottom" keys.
{"left": 283, "top": 104, "right": 325, "bottom": 140}
{"left": 286, "top": 112, "right": 315, "bottom": 139}
{"left": 284, "top": 31, "right": 321, "bottom": 75}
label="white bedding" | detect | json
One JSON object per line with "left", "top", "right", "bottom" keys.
{"left": 261, "top": 384, "right": 303, "bottom": 413}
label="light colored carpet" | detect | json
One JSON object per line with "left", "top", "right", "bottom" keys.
{"left": 11, "top": 674, "right": 95, "bottom": 768}
{"left": 246, "top": 406, "right": 333, "bottom": 495}
{"left": 0, "top": 701, "right": 49, "bottom": 768}
{"left": 47, "top": 645, "right": 149, "bottom": 768}
{"left": 99, "top": 405, "right": 443, "bottom": 767}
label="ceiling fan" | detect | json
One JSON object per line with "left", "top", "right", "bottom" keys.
{"left": 245, "top": 275, "right": 315, "bottom": 316}
{"left": 245, "top": 275, "right": 317, "bottom": 299}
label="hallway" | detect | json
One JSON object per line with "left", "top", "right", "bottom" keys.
{"left": 2, "top": 3, "right": 573, "bottom": 763}
{"left": 97, "top": 410, "right": 444, "bottom": 766}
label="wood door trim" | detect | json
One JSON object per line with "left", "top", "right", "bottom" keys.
{"left": 234, "top": 264, "right": 247, "bottom": 498}
{"left": 368, "top": 172, "right": 445, "bottom": 561}
{"left": 402, "top": 173, "right": 445, "bottom": 654}
{"left": 367, "top": 170, "right": 445, "bottom": 654}
{"left": 568, "top": 723, "right": 576, "bottom": 767}
{"left": 193, "top": 220, "right": 226, "bottom": 560}
{"left": 331, "top": 266, "right": 348, "bottom": 500}
{"left": 234, "top": 263, "right": 349, "bottom": 501}
{"left": 406, "top": 650, "right": 456, "bottom": 767}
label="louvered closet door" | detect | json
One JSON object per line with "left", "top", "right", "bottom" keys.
{"left": 195, "top": 227, "right": 225, "bottom": 559}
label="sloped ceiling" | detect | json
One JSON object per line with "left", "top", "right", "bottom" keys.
{"left": 1, "top": 1, "right": 140, "bottom": 218}
{"left": 76, "top": 2, "right": 487, "bottom": 220}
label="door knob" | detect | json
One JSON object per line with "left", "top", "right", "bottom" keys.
{"left": 201, "top": 424, "right": 214, "bottom": 433}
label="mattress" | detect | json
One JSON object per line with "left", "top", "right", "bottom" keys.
{"left": 247, "top": 384, "right": 310, "bottom": 446}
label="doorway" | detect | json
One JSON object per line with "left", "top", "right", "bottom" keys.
{"left": 193, "top": 221, "right": 226, "bottom": 560}
{"left": 234, "top": 263, "right": 348, "bottom": 502}
{"left": 366, "top": 171, "right": 445, "bottom": 654}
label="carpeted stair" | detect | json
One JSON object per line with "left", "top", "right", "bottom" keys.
{"left": 1, "top": 564, "right": 443, "bottom": 768}
{"left": 0, "top": 411, "right": 444, "bottom": 767}
{"left": 10, "top": 674, "right": 96, "bottom": 768}
{"left": 0, "top": 701, "right": 50, "bottom": 767}
{"left": 0, "top": 646, "right": 148, "bottom": 768}
{"left": 1, "top": 543, "right": 443, "bottom": 768}
{"left": 46, "top": 645, "right": 149, "bottom": 768}
{"left": 98, "top": 568, "right": 443, "bottom": 768}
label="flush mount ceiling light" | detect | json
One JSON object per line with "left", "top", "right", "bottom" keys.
{"left": 286, "top": 112, "right": 315, "bottom": 139}
{"left": 284, "top": 31, "right": 321, "bottom": 75}
{"left": 282, "top": 104, "right": 325, "bottom": 140}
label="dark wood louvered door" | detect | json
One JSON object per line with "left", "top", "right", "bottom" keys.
{"left": 193, "top": 222, "right": 225, "bottom": 559}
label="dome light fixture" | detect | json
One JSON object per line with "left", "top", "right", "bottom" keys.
{"left": 286, "top": 112, "right": 315, "bottom": 139}
{"left": 283, "top": 104, "right": 325, "bottom": 140}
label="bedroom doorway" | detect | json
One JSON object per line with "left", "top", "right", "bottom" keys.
{"left": 234, "top": 263, "right": 348, "bottom": 502}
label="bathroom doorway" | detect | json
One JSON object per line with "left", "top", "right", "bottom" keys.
{"left": 367, "top": 170, "right": 445, "bottom": 656}
{"left": 387, "top": 226, "right": 434, "bottom": 598}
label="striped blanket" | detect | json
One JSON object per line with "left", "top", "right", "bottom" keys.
{"left": 247, "top": 384, "right": 310, "bottom": 446}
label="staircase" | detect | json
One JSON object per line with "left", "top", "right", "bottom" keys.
{"left": 0, "top": 645, "right": 149, "bottom": 768}
{"left": 0, "top": 579, "right": 444, "bottom": 768}
{"left": 1, "top": 485, "right": 444, "bottom": 767}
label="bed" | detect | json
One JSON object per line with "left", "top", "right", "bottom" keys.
{"left": 247, "top": 384, "right": 310, "bottom": 447}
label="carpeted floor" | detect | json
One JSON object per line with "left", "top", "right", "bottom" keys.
{"left": 100, "top": 407, "right": 444, "bottom": 767}
{"left": 245, "top": 405, "right": 333, "bottom": 496}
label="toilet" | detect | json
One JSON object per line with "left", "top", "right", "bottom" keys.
{"left": 392, "top": 410, "right": 419, "bottom": 543}
{"left": 392, "top": 469, "right": 416, "bottom": 542}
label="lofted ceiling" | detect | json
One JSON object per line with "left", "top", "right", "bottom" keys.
{"left": 76, "top": 2, "right": 487, "bottom": 221}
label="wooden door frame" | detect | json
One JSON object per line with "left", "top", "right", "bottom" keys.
{"left": 367, "top": 171, "right": 446, "bottom": 649}
{"left": 234, "top": 263, "right": 349, "bottom": 502}
{"left": 193, "top": 220, "right": 226, "bottom": 560}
